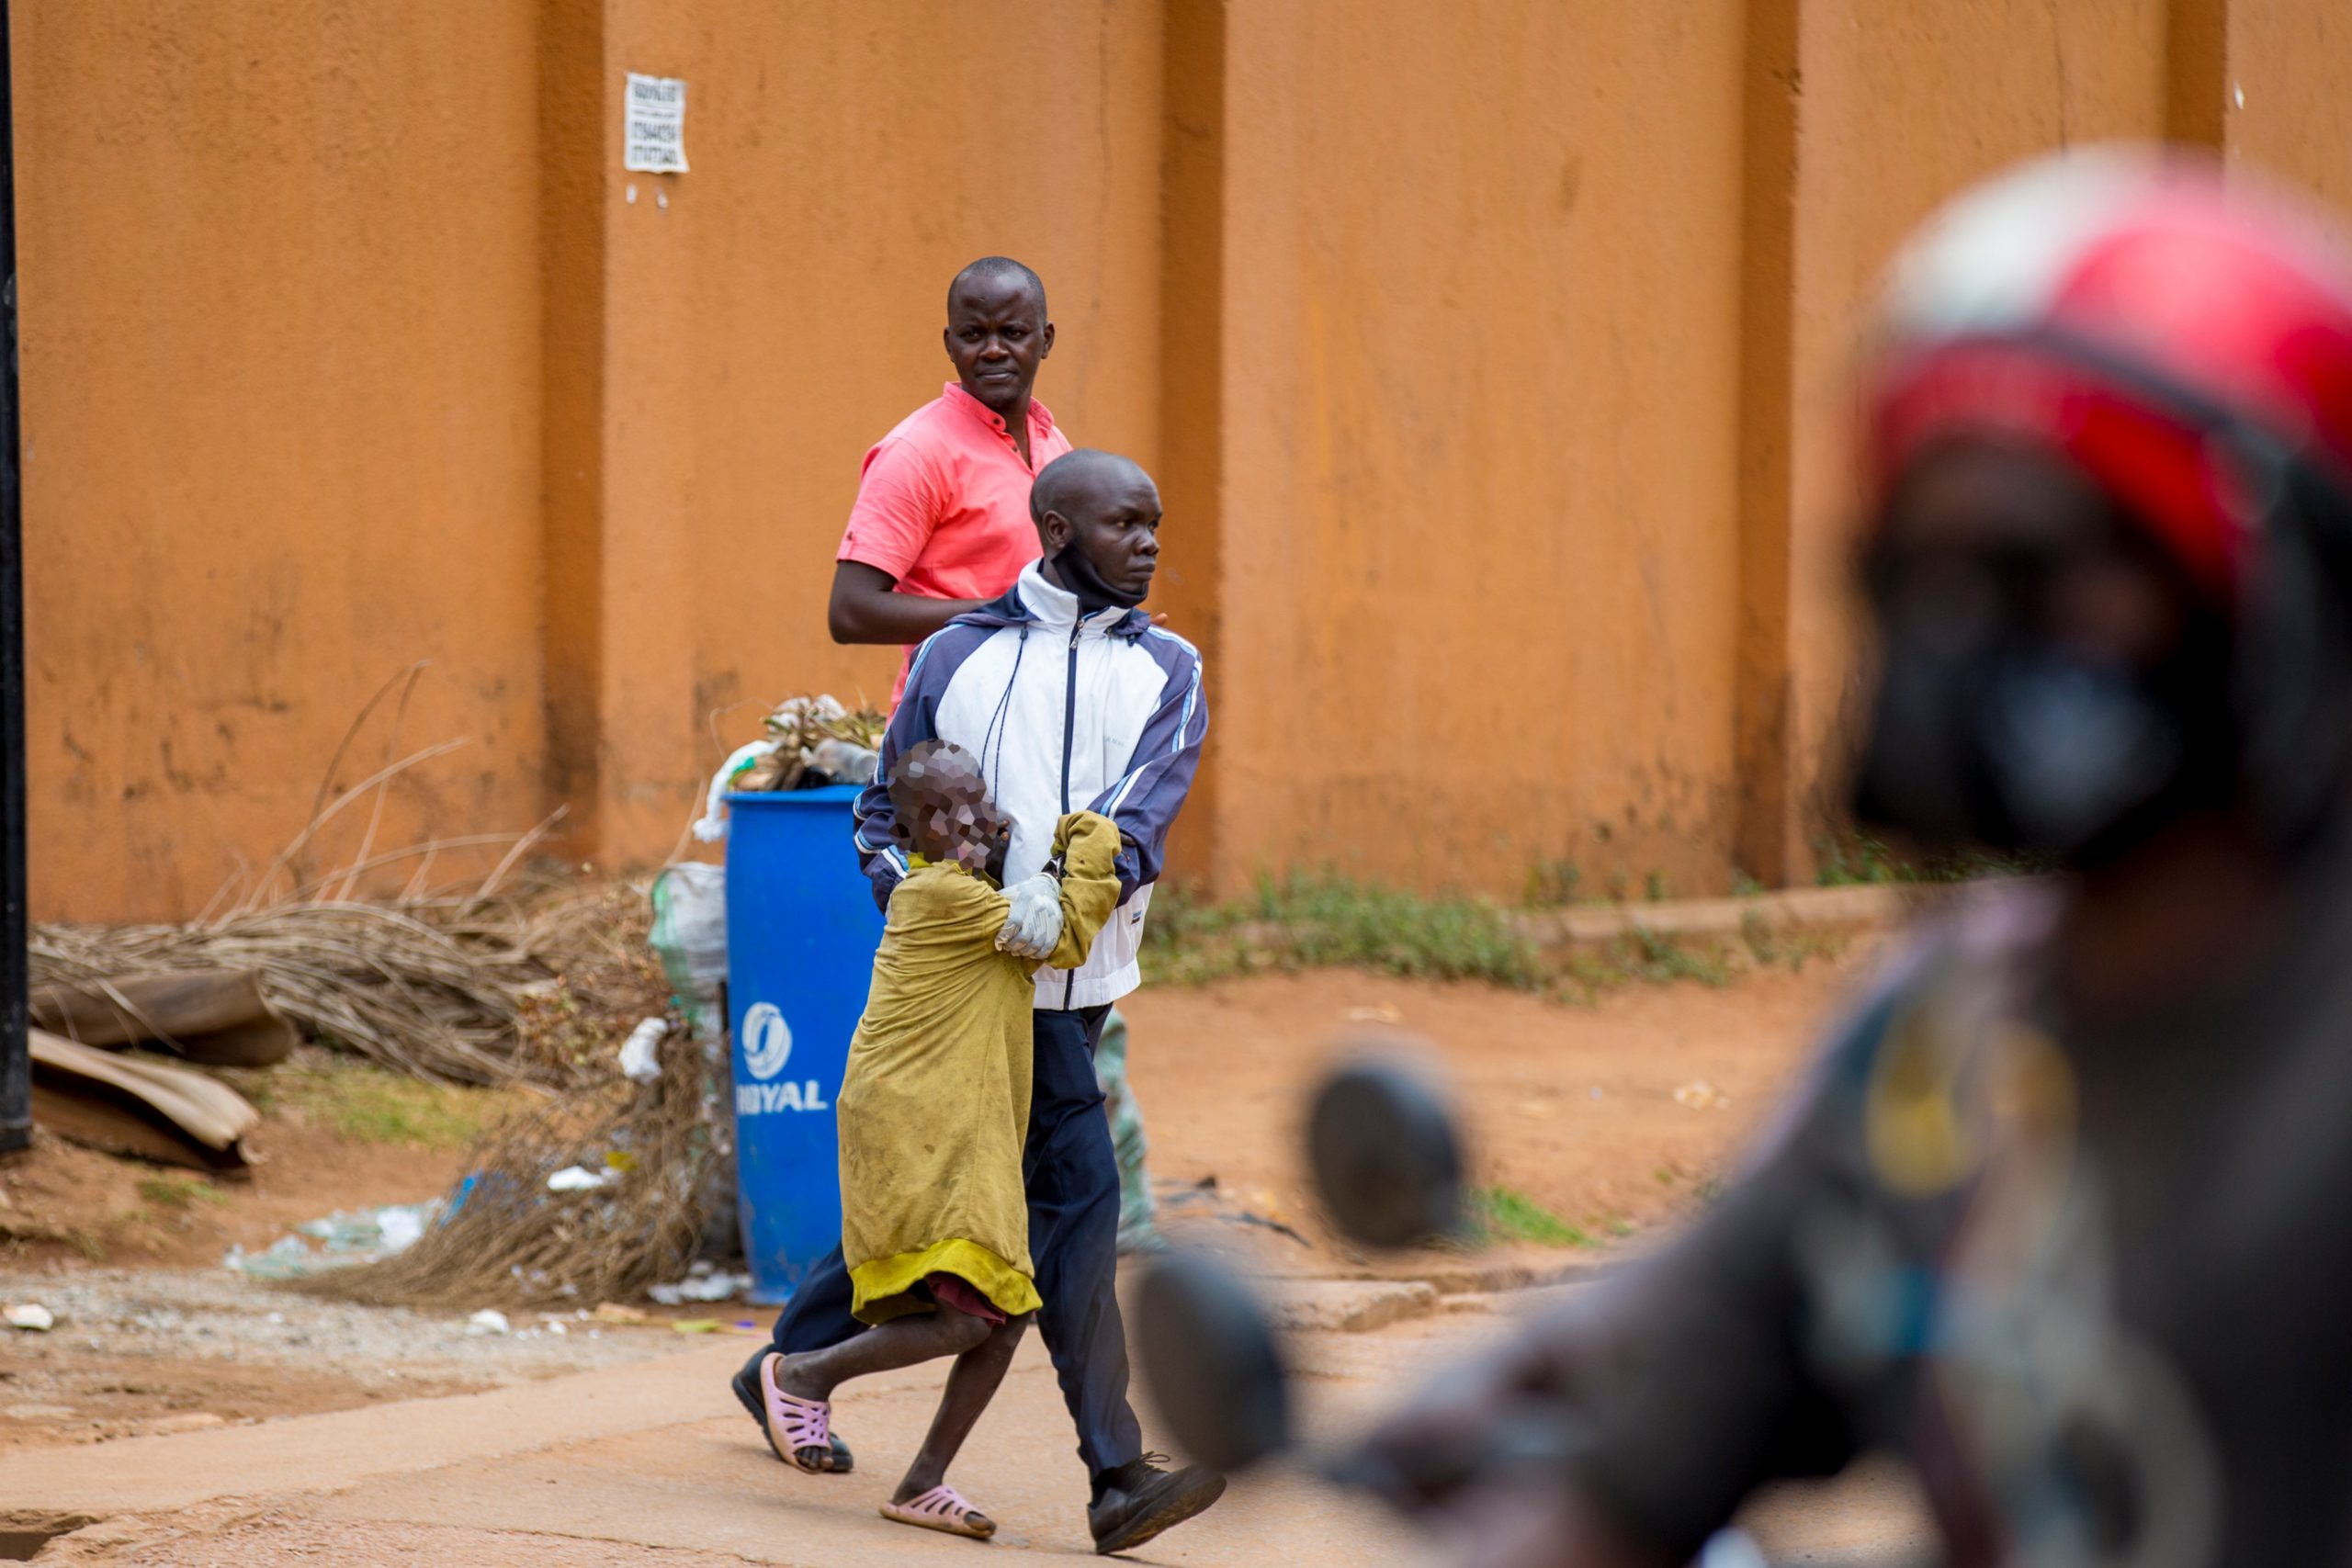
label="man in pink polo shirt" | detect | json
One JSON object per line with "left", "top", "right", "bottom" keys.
{"left": 824, "top": 258, "right": 1170, "bottom": 1256}
{"left": 828, "top": 256, "right": 1074, "bottom": 705}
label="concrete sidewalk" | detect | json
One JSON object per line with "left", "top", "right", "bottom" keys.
{"left": 1, "top": 1284, "right": 1442, "bottom": 1565}
{"left": 2, "top": 1281, "right": 1934, "bottom": 1566}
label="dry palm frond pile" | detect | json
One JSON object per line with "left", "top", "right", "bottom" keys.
{"left": 32, "top": 903, "right": 536, "bottom": 1085}
{"left": 295, "top": 1031, "right": 721, "bottom": 1310}
{"left": 28, "top": 880, "right": 672, "bottom": 1087}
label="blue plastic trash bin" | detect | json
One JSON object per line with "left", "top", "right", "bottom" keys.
{"left": 724, "top": 785, "right": 886, "bottom": 1303}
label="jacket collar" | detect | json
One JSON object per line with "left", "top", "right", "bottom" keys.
{"left": 952, "top": 559, "right": 1148, "bottom": 639}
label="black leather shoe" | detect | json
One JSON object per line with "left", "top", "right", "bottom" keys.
{"left": 1088, "top": 1455, "right": 1227, "bottom": 1556}
{"left": 730, "top": 1353, "right": 854, "bottom": 1473}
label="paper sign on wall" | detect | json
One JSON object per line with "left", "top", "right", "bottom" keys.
{"left": 625, "top": 73, "right": 688, "bottom": 174}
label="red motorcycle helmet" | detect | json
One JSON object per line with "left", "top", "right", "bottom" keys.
{"left": 1862, "top": 147, "right": 2352, "bottom": 840}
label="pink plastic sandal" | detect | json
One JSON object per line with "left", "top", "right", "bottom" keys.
{"left": 756, "top": 1352, "right": 833, "bottom": 1474}
{"left": 879, "top": 1484, "right": 997, "bottom": 1540}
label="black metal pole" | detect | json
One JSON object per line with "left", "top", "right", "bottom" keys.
{"left": 0, "top": 0, "right": 28, "bottom": 1157}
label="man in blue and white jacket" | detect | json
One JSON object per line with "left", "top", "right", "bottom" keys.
{"left": 744, "top": 450, "right": 1221, "bottom": 1556}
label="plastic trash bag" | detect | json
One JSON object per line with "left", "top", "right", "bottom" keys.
{"left": 650, "top": 863, "right": 728, "bottom": 1026}
{"left": 692, "top": 740, "right": 780, "bottom": 843}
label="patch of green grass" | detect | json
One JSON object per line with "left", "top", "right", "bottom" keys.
{"left": 1550, "top": 931, "right": 1736, "bottom": 1004}
{"left": 231, "top": 1056, "right": 524, "bottom": 1150}
{"left": 1467, "top": 1185, "right": 1594, "bottom": 1248}
{"left": 1738, "top": 911, "right": 1849, "bottom": 974}
{"left": 136, "top": 1173, "right": 231, "bottom": 1212}
{"left": 1814, "top": 831, "right": 2047, "bottom": 888}
{"left": 1144, "top": 873, "right": 1543, "bottom": 990}
{"left": 1521, "top": 860, "right": 1584, "bottom": 908}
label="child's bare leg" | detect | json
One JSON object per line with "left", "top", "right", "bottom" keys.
{"left": 895, "top": 1313, "right": 1033, "bottom": 1505}
{"left": 776, "top": 1308, "right": 990, "bottom": 1404}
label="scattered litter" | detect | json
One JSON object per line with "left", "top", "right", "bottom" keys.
{"left": 225, "top": 1201, "right": 443, "bottom": 1280}
{"left": 591, "top": 1303, "right": 664, "bottom": 1327}
{"left": 4, "top": 1303, "right": 55, "bottom": 1332}
{"left": 648, "top": 1268, "right": 751, "bottom": 1305}
{"left": 1343, "top": 1004, "right": 1403, "bottom": 1024}
{"left": 5, "top": 1403, "right": 76, "bottom": 1419}
{"left": 618, "top": 1017, "right": 670, "bottom": 1083}
{"left": 376, "top": 1204, "right": 429, "bottom": 1253}
{"left": 672, "top": 1318, "right": 720, "bottom": 1334}
{"left": 808, "top": 737, "right": 879, "bottom": 785}
{"left": 294, "top": 1026, "right": 722, "bottom": 1311}
{"left": 465, "top": 1308, "right": 512, "bottom": 1337}
{"left": 733, "top": 696, "right": 886, "bottom": 793}
{"left": 1234, "top": 1212, "right": 1312, "bottom": 1247}
{"left": 1590, "top": 1086, "right": 1604, "bottom": 1100}
{"left": 1673, "top": 1079, "right": 1731, "bottom": 1111}
{"left": 1518, "top": 1098, "right": 1555, "bottom": 1120}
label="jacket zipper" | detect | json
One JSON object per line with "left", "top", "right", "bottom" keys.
{"left": 1059, "top": 622, "right": 1081, "bottom": 1009}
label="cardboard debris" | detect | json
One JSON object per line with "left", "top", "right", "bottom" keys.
{"left": 29, "top": 968, "right": 298, "bottom": 1067}
{"left": 28, "top": 1029, "right": 260, "bottom": 1171}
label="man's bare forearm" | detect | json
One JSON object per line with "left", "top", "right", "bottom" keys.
{"left": 827, "top": 560, "right": 992, "bottom": 645}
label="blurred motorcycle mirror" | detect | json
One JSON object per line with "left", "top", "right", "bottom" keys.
{"left": 1134, "top": 1251, "right": 1294, "bottom": 1474}
{"left": 1307, "top": 1047, "right": 1465, "bottom": 1250}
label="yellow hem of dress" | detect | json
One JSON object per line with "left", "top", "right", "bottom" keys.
{"left": 850, "top": 1237, "right": 1041, "bottom": 1325}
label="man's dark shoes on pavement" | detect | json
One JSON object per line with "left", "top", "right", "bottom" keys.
{"left": 1088, "top": 1454, "right": 1226, "bottom": 1555}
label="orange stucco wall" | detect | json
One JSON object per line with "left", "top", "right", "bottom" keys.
{"left": 16, "top": 2, "right": 547, "bottom": 921}
{"left": 1772, "top": 0, "right": 2175, "bottom": 885}
{"left": 16, "top": 0, "right": 2352, "bottom": 921}
{"left": 1207, "top": 1, "right": 1748, "bottom": 900}
{"left": 589, "top": 0, "right": 1169, "bottom": 860}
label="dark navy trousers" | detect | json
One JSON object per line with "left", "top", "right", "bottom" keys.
{"left": 763, "top": 1002, "right": 1144, "bottom": 1479}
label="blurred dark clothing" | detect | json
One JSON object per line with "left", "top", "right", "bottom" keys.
{"left": 1572, "top": 856, "right": 2352, "bottom": 1566}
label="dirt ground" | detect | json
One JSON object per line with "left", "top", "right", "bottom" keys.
{"left": 0, "top": 1268, "right": 710, "bottom": 1455}
{"left": 0, "top": 950, "right": 1881, "bottom": 1469}
{"left": 0, "top": 1081, "right": 509, "bottom": 1273}
{"left": 1, "top": 1292, "right": 1935, "bottom": 1567}
{"left": 1120, "top": 947, "right": 1876, "bottom": 1258}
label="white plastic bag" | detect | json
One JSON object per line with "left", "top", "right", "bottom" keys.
{"left": 692, "top": 740, "right": 779, "bottom": 843}
{"left": 650, "top": 863, "right": 728, "bottom": 1011}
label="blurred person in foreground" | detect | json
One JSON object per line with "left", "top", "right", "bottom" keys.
{"left": 1355, "top": 148, "right": 2352, "bottom": 1567}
